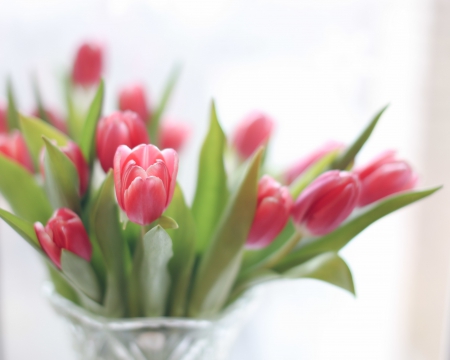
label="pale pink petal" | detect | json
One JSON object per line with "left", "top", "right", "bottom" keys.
{"left": 34, "top": 222, "right": 62, "bottom": 269}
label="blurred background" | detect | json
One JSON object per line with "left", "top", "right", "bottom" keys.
{"left": 0, "top": 0, "right": 450, "bottom": 359}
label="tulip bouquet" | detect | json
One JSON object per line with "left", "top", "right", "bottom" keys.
{"left": 0, "top": 42, "right": 440, "bottom": 322}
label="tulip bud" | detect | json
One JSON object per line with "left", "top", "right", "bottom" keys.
{"left": 71, "top": 42, "right": 104, "bottom": 87}
{"left": 354, "top": 151, "right": 418, "bottom": 207}
{"left": 159, "top": 120, "right": 191, "bottom": 152}
{"left": 0, "top": 130, "right": 34, "bottom": 172}
{"left": 32, "top": 108, "right": 68, "bottom": 134}
{"left": 246, "top": 175, "right": 293, "bottom": 249}
{"left": 292, "top": 171, "right": 361, "bottom": 236}
{"left": 232, "top": 111, "right": 275, "bottom": 160}
{"left": 34, "top": 208, "right": 92, "bottom": 269}
{"left": 114, "top": 144, "right": 178, "bottom": 226}
{"left": 0, "top": 103, "right": 7, "bottom": 134}
{"left": 118, "top": 83, "right": 150, "bottom": 123}
{"left": 96, "top": 111, "right": 149, "bottom": 172}
{"left": 284, "top": 141, "right": 344, "bottom": 185}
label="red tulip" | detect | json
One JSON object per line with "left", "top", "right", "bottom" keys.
{"left": 292, "top": 171, "right": 361, "bottom": 236}
{"left": 114, "top": 144, "right": 178, "bottom": 225}
{"left": 32, "top": 108, "right": 68, "bottom": 134}
{"left": 232, "top": 111, "right": 275, "bottom": 159}
{"left": 96, "top": 111, "right": 149, "bottom": 172}
{"left": 118, "top": 83, "right": 150, "bottom": 123}
{"left": 0, "top": 130, "right": 34, "bottom": 172}
{"left": 71, "top": 42, "right": 104, "bottom": 87}
{"left": 354, "top": 150, "right": 418, "bottom": 207}
{"left": 284, "top": 141, "right": 344, "bottom": 185}
{"left": 246, "top": 175, "right": 293, "bottom": 249}
{"left": 34, "top": 208, "right": 92, "bottom": 269}
{"left": 0, "top": 104, "right": 7, "bottom": 134}
{"left": 159, "top": 120, "right": 191, "bottom": 152}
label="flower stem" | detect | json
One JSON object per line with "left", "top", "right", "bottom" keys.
{"left": 262, "top": 231, "right": 303, "bottom": 269}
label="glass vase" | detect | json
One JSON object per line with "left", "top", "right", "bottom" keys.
{"left": 43, "top": 283, "right": 261, "bottom": 360}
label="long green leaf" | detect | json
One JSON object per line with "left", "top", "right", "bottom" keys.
{"left": 276, "top": 187, "right": 441, "bottom": 271}
{"left": 0, "top": 154, "right": 52, "bottom": 223}
{"left": 0, "top": 208, "right": 42, "bottom": 250}
{"left": 32, "top": 75, "right": 51, "bottom": 124}
{"left": 188, "top": 148, "right": 263, "bottom": 318}
{"left": 47, "top": 264, "right": 79, "bottom": 304}
{"left": 20, "top": 115, "right": 69, "bottom": 167}
{"left": 43, "top": 137, "right": 81, "bottom": 213}
{"left": 63, "top": 75, "right": 84, "bottom": 142}
{"left": 332, "top": 105, "right": 388, "bottom": 170}
{"left": 192, "top": 102, "right": 229, "bottom": 253}
{"left": 80, "top": 80, "right": 104, "bottom": 166}
{"left": 164, "top": 184, "right": 197, "bottom": 317}
{"left": 7, "top": 79, "right": 19, "bottom": 130}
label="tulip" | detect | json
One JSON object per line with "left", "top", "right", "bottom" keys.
{"left": 118, "top": 83, "right": 150, "bottom": 123}
{"left": 34, "top": 208, "right": 92, "bottom": 269}
{"left": 32, "top": 108, "right": 68, "bottom": 134}
{"left": 284, "top": 141, "right": 344, "bottom": 185}
{"left": 159, "top": 120, "right": 191, "bottom": 152}
{"left": 246, "top": 175, "right": 293, "bottom": 249}
{"left": 354, "top": 150, "right": 418, "bottom": 207}
{"left": 71, "top": 41, "right": 103, "bottom": 87}
{"left": 292, "top": 171, "right": 361, "bottom": 236}
{"left": 0, "top": 104, "right": 7, "bottom": 134}
{"left": 232, "top": 111, "right": 275, "bottom": 160}
{"left": 114, "top": 144, "right": 178, "bottom": 225}
{"left": 0, "top": 130, "right": 34, "bottom": 172}
{"left": 96, "top": 111, "right": 149, "bottom": 172}
{"left": 40, "top": 141, "right": 90, "bottom": 196}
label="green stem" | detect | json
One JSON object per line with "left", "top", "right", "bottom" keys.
{"left": 262, "top": 231, "right": 303, "bottom": 269}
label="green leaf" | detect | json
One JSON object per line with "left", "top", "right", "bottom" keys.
{"left": 148, "top": 65, "right": 181, "bottom": 145}
{"left": 7, "top": 79, "right": 19, "bottom": 130}
{"left": 32, "top": 74, "right": 51, "bottom": 124}
{"left": 20, "top": 114, "right": 70, "bottom": 167}
{"left": 276, "top": 187, "right": 441, "bottom": 271}
{"left": 42, "top": 137, "right": 81, "bottom": 213}
{"left": 192, "top": 101, "right": 229, "bottom": 253}
{"left": 131, "top": 226, "right": 173, "bottom": 317}
{"left": 63, "top": 75, "right": 84, "bottom": 142}
{"left": 80, "top": 80, "right": 104, "bottom": 166}
{"left": 164, "top": 184, "right": 197, "bottom": 317}
{"left": 90, "top": 171, "right": 128, "bottom": 317}
{"left": 283, "top": 252, "right": 355, "bottom": 295}
{"left": 0, "top": 208, "right": 42, "bottom": 251}
{"left": 332, "top": 105, "right": 389, "bottom": 170}
{"left": 47, "top": 264, "right": 79, "bottom": 304}
{"left": 0, "top": 154, "right": 52, "bottom": 223}
{"left": 188, "top": 148, "right": 263, "bottom": 318}
{"left": 154, "top": 215, "right": 179, "bottom": 230}
{"left": 61, "top": 250, "right": 102, "bottom": 303}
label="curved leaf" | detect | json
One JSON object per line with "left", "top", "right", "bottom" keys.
{"left": 7, "top": 79, "right": 19, "bottom": 130}
{"left": 0, "top": 208, "right": 42, "bottom": 251}
{"left": 32, "top": 74, "right": 51, "bottom": 124}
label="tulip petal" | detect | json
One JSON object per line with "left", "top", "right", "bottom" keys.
{"left": 161, "top": 148, "right": 179, "bottom": 205}
{"left": 146, "top": 160, "right": 170, "bottom": 192}
{"left": 34, "top": 222, "right": 61, "bottom": 268}
{"left": 126, "top": 144, "right": 163, "bottom": 170}
{"left": 64, "top": 219, "right": 92, "bottom": 261}
{"left": 114, "top": 145, "right": 132, "bottom": 208}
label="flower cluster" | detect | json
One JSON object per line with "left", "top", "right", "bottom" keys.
{"left": 0, "top": 41, "right": 438, "bottom": 320}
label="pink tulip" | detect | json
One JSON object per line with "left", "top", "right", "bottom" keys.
{"left": 71, "top": 41, "right": 104, "bottom": 87}
{"left": 0, "top": 104, "right": 7, "bottom": 134}
{"left": 284, "top": 141, "right": 345, "bottom": 185}
{"left": 34, "top": 208, "right": 92, "bottom": 269}
{"left": 246, "top": 175, "right": 293, "bottom": 249}
{"left": 232, "top": 111, "right": 275, "bottom": 159}
{"left": 96, "top": 111, "right": 149, "bottom": 172}
{"left": 0, "top": 130, "right": 34, "bottom": 172}
{"left": 32, "top": 108, "right": 68, "bottom": 134}
{"left": 159, "top": 120, "right": 191, "bottom": 152}
{"left": 292, "top": 171, "right": 361, "bottom": 236}
{"left": 118, "top": 83, "right": 150, "bottom": 123}
{"left": 354, "top": 150, "right": 418, "bottom": 207}
{"left": 114, "top": 144, "right": 178, "bottom": 226}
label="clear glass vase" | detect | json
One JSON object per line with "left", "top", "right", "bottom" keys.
{"left": 43, "top": 283, "right": 261, "bottom": 360}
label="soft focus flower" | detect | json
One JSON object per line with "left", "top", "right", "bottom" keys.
{"left": 0, "top": 130, "right": 34, "bottom": 172}
{"left": 284, "top": 141, "right": 344, "bottom": 185}
{"left": 354, "top": 150, "right": 418, "bottom": 207}
{"left": 96, "top": 111, "right": 149, "bottom": 172}
{"left": 114, "top": 144, "right": 178, "bottom": 226}
{"left": 292, "top": 170, "right": 361, "bottom": 236}
{"left": 32, "top": 108, "right": 68, "bottom": 134}
{"left": 118, "top": 83, "right": 150, "bottom": 123}
{"left": 71, "top": 42, "right": 103, "bottom": 87}
{"left": 0, "top": 103, "right": 7, "bottom": 134}
{"left": 40, "top": 141, "right": 90, "bottom": 196}
{"left": 246, "top": 175, "right": 293, "bottom": 249}
{"left": 34, "top": 208, "right": 92, "bottom": 269}
{"left": 159, "top": 120, "right": 191, "bottom": 152}
{"left": 232, "top": 111, "right": 275, "bottom": 160}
